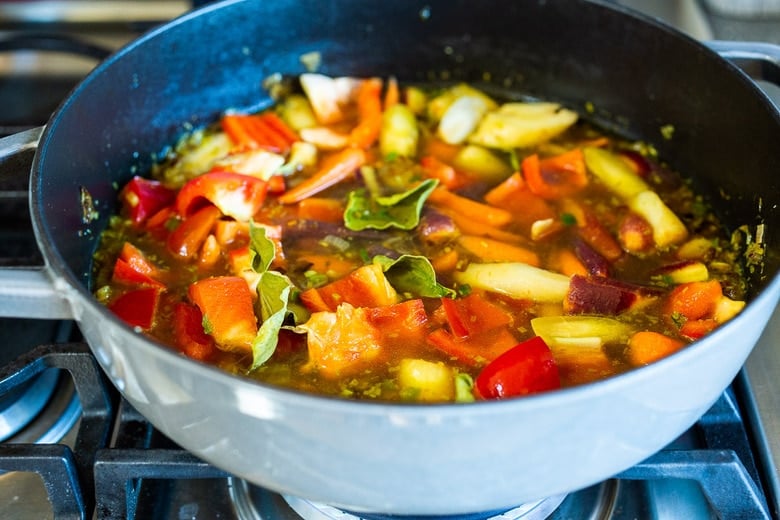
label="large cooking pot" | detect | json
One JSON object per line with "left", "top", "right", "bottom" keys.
{"left": 0, "top": 0, "right": 779, "bottom": 514}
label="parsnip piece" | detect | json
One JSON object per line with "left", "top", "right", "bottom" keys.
{"left": 468, "top": 102, "right": 578, "bottom": 150}
{"left": 299, "top": 127, "right": 349, "bottom": 150}
{"left": 713, "top": 295, "right": 746, "bottom": 323}
{"left": 583, "top": 147, "right": 649, "bottom": 200}
{"left": 299, "top": 73, "right": 361, "bottom": 124}
{"left": 427, "top": 83, "right": 497, "bottom": 123}
{"left": 398, "top": 358, "right": 454, "bottom": 402}
{"left": 454, "top": 262, "right": 570, "bottom": 303}
{"left": 451, "top": 145, "right": 512, "bottom": 183}
{"left": 628, "top": 191, "right": 689, "bottom": 248}
{"left": 531, "top": 315, "right": 633, "bottom": 348}
{"left": 380, "top": 104, "right": 419, "bottom": 158}
{"left": 437, "top": 95, "right": 490, "bottom": 145}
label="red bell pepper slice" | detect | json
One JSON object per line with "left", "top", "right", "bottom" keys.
{"left": 365, "top": 299, "right": 429, "bottom": 344}
{"left": 109, "top": 287, "right": 161, "bottom": 330}
{"left": 172, "top": 302, "right": 217, "bottom": 361}
{"left": 188, "top": 276, "right": 258, "bottom": 354}
{"left": 175, "top": 171, "right": 268, "bottom": 221}
{"left": 474, "top": 336, "right": 560, "bottom": 399}
{"left": 166, "top": 205, "right": 221, "bottom": 259}
{"left": 119, "top": 176, "right": 175, "bottom": 226}
{"left": 112, "top": 242, "right": 167, "bottom": 288}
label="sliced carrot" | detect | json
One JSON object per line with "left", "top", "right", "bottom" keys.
{"left": 261, "top": 112, "right": 299, "bottom": 144}
{"left": 427, "top": 187, "right": 513, "bottom": 228}
{"left": 221, "top": 113, "right": 297, "bottom": 154}
{"left": 551, "top": 248, "right": 588, "bottom": 277}
{"left": 277, "top": 147, "right": 366, "bottom": 204}
{"left": 438, "top": 207, "right": 525, "bottom": 244}
{"left": 578, "top": 208, "right": 623, "bottom": 262}
{"left": 665, "top": 280, "right": 723, "bottom": 322}
{"left": 221, "top": 114, "right": 256, "bottom": 150}
{"left": 431, "top": 248, "right": 459, "bottom": 273}
{"left": 384, "top": 76, "right": 400, "bottom": 109}
{"left": 419, "top": 155, "right": 471, "bottom": 190}
{"left": 457, "top": 235, "right": 540, "bottom": 265}
{"left": 522, "top": 150, "right": 588, "bottom": 200}
{"left": 484, "top": 172, "right": 556, "bottom": 231}
{"left": 347, "top": 77, "right": 383, "bottom": 149}
{"left": 424, "top": 137, "right": 461, "bottom": 164}
{"left": 297, "top": 197, "right": 345, "bottom": 223}
{"left": 628, "top": 331, "right": 686, "bottom": 366}
{"left": 188, "top": 276, "right": 258, "bottom": 354}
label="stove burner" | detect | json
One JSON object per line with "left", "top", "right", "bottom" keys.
{"left": 0, "top": 368, "right": 60, "bottom": 441}
{"left": 228, "top": 479, "right": 570, "bottom": 520}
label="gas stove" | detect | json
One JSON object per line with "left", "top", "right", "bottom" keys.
{"left": 0, "top": 2, "right": 779, "bottom": 519}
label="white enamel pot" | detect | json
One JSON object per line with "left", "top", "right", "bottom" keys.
{"left": 0, "top": 0, "right": 779, "bottom": 514}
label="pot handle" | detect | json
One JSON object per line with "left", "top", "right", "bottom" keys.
{"left": 706, "top": 41, "right": 780, "bottom": 90}
{"left": 0, "top": 127, "right": 74, "bottom": 320}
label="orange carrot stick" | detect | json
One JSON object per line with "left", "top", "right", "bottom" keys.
{"left": 628, "top": 331, "right": 685, "bottom": 366}
{"left": 347, "top": 78, "right": 383, "bottom": 149}
{"left": 277, "top": 147, "right": 367, "bottom": 204}
{"left": 457, "top": 235, "right": 540, "bottom": 266}
{"left": 384, "top": 76, "right": 400, "bottom": 109}
{"left": 297, "top": 197, "right": 345, "bottom": 223}
{"left": 427, "top": 187, "right": 514, "bottom": 228}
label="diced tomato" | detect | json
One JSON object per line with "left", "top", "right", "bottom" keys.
{"left": 300, "top": 263, "right": 398, "bottom": 312}
{"left": 112, "top": 242, "right": 167, "bottom": 288}
{"left": 119, "top": 176, "right": 175, "bottom": 226}
{"left": 172, "top": 302, "right": 217, "bottom": 361}
{"left": 109, "top": 287, "right": 161, "bottom": 330}
{"left": 175, "top": 171, "right": 268, "bottom": 221}
{"left": 440, "top": 293, "right": 513, "bottom": 339}
{"left": 303, "top": 304, "right": 384, "bottom": 378}
{"left": 112, "top": 258, "right": 164, "bottom": 288}
{"left": 167, "top": 205, "right": 221, "bottom": 259}
{"left": 679, "top": 318, "right": 718, "bottom": 340}
{"left": 474, "top": 336, "right": 560, "bottom": 399}
{"left": 426, "top": 326, "right": 519, "bottom": 367}
{"left": 366, "top": 299, "right": 429, "bottom": 344}
{"left": 188, "top": 276, "right": 258, "bottom": 354}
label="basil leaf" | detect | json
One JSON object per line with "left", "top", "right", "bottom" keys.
{"left": 373, "top": 254, "right": 456, "bottom": 298}
{"left": 344, "top": 179, "right": 437, "bottom": 231}
{"left": 249, "top": 221, "right": 276, "bottom": 273}
{"left": 251, "top": 278, "right": 291, "bottom": 370}
{"left": 247, "top": 223, "right": 308, "bottom": 371}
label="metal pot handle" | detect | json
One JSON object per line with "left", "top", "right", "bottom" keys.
{"left": 706, "top": 40, "right": 780, "bottom": 90}
{"left": 0, "top": 128, "right": 74, "bottom": 320}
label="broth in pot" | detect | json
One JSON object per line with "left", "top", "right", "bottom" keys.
{"left": 92, "top": 75, "right": 750, "bottom": 402}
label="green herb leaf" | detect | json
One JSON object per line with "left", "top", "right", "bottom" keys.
{"left": 344, "top": 179, "right": 437, "bottom": 231}
{"left": 247, "top": 223, "right": 308, "bottom": 371}
{"left": 373, "top": 254, "right": 456, "bottom": 298}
